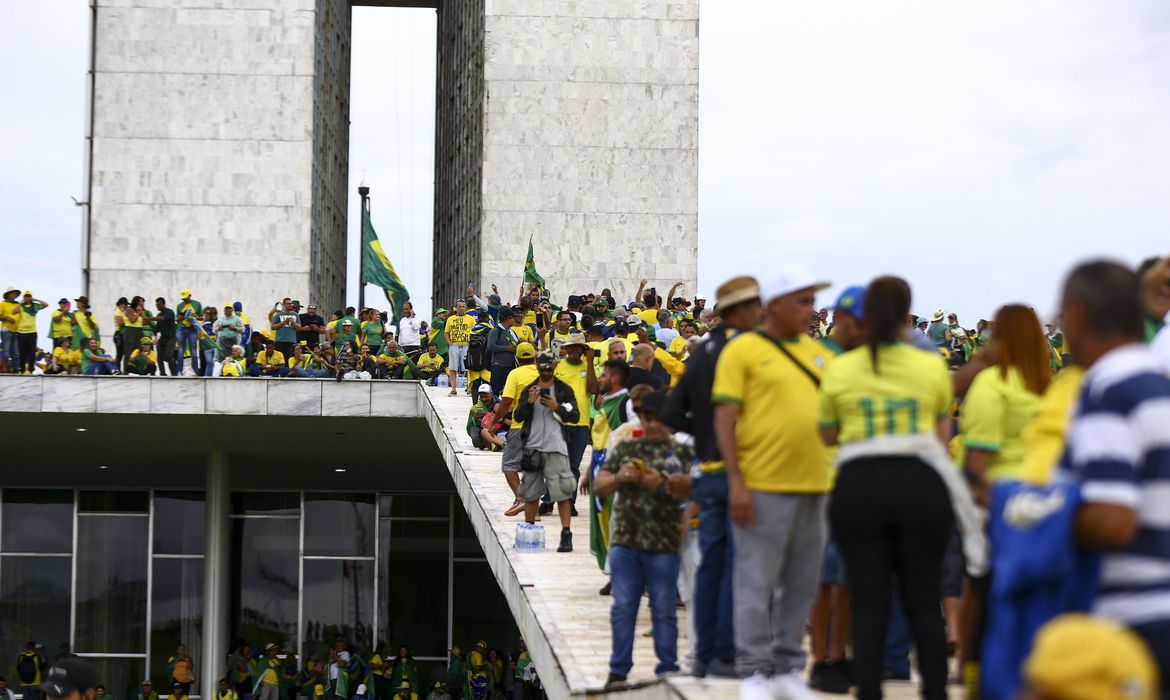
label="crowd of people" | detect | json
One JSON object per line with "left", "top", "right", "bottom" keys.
{"left": 5, "top": 253, "right": 1170, "bottom": 700}
{"left": 443, "top": 258, "right": 1169, "bottom": 700}
{"left": 8, "top": 638, "right": 545, "bottom": 700}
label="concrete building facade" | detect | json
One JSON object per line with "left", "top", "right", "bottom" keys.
{"left": 83, "top": 0, "right": 697, "bottom": 317}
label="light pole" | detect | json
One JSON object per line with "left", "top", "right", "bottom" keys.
{"left": 358, "top": 185, "right": 370, "bottom": 311}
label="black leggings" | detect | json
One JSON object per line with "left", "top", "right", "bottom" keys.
{"left": 16, "top": 332, "right": 36, "bottom": 373}
{"left": 830, "top": 456, "right": 954, "bottom": 700}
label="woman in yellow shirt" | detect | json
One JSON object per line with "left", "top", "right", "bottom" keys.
{"left": 960, "top": 304, "right": 1052, "bottom": 504}
{"left": 818, "top": 276, "right": 955, "bottom": 700}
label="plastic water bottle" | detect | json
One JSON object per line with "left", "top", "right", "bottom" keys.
{"left": 456, "top": 372, "right": 467, "bottom": 389}
{"left": 532, "top": 523, "right": 546, "bottom": 551}
{"left": 436, "top": 374, "right": 449, "bottom": 388}
{"left": 514, "top": 523, "right": 531, "bottom": 551}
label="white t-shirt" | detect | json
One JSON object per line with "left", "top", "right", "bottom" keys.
{"left": 329, "top": 650, "right": 350, "bottom": 680}
{"left": 398, "top": 316, "right": 422, "bottom": 347}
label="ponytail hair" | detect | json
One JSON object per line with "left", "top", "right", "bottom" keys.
{"left": 865, "top": 276, "right": 912, "bottom": 373}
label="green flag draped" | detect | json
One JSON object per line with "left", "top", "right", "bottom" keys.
{"left": 523, "top": 235, "right": 545, "bottom": 288}
{"left": 362, "top": 204, "right": 410, "bottom": 324}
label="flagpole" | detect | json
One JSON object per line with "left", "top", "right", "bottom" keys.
{"left": 358, "top": 185, "right": 370, "bottom": 311}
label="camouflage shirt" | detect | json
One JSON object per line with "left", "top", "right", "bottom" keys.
{"left": 603, "top": 436, "right": 695, "bottom": 553}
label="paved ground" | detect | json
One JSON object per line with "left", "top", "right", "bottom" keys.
{"left": 425, "top": 386, "right": 953, "bottom": 698}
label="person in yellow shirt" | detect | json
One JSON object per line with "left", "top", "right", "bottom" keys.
{"left": 712, "top": 265, "right": 833, "bottom": 693}
{"left": 548, "top": 333, "right": 598, "bottom": 513}
{"left": 46, "top": 336, "right": 81, "bottom": 374}
{"left": 248, "top": 339, "right": 289, "bottom": 377}
{"left": 414, "top": 342, "right": 446, "bottom": 384}
{"left": 1018, "top": 366, "right": 1084, "bottom": 485}
{"left": 960, "top": 305, "right": 1052, "bottom": 503}
{"left": 444, "top": 300, "right": 475, "bottom": 396}
{"left": 0, "top": 287, "right": 22, "bottom": 373}
{"left": 14, "top": 291, "right": 48, "bottom": 374}
{"left": 49, "top": 298, "right": 75, "bottom": 349}
{"left": 817, "top": 275, "right": 954, "bottom": 700}
{"left": 492, "top": 342, "right": 539, "bottom": 516}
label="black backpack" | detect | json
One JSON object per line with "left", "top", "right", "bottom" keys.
{"left": 17, "top": 652, "right": 38, "bottom": 684}
{"left": 466, "top": 327, "right": 489, "bottom": 371}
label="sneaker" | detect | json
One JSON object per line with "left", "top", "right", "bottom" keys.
{"left": 706, "top": 658, "right": 737, "bottom": 678}
{"left": 504, "top": 500, "right": 525, "bottom": 517}
{"left": 599, "top": 581, "right": 612, "bottom": 596}
{"left": 538, "top": 502, "right": 554, "bottom": 516}
{"left": 557, "top": 528, "right": 572, "bottom": 552}
{"left": 772, "top": 670, "right": 818, "bottom": 700}
{"left": 604, "top": 672, "right": 626, "bottom": 688}
{"left": 808, "top": 659, "right": 850, "bottom": 694}
{"left": 738, "top": 673, "right": 775, "bottom": 700}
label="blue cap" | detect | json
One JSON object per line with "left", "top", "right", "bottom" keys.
{"left": 233, "top": 301, "right": 242, "bottom": 311}
{"left": 832, "top": 286, "right": 865, "bottom": 320}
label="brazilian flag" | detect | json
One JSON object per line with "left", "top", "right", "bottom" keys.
{"left": 523, "top": 234, "right": 545, "bottom": 289}
{"left": 362, "top": 203, "right": 410, "bottom": 324}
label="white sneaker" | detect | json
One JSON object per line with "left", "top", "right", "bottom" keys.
{"left": 738, "top": 673, "right": 775, "bottom": 700}
{"left": 772, "top": 670, "right": 818, "bottom": 700}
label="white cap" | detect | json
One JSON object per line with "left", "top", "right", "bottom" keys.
{"left": 760, "top": 264, "right": 831, "bottom": 303}
{"left": 477, "top": 383, "right": 492, "bottom": 394}
{"left": 694, "top": 293, "right": 707, "bottom": 301}
{"left": 356, "top": 685, "right": 367, "bottom": 695}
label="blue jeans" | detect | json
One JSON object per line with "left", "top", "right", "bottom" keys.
{"left": 202, "top": 348, "right": 216, "bottom": 376}
{"left": 1, "top": 329, "right": 18, "bottom": 371}
{"left": 84, "top": 361, "right": 117, "bottom": 375}
{"left": 609, "top": 545, "right": 680, "bottom": 677}
{"left": 692, "top": 472, "right": 735, "bottom": 667}
{"left": 293, "top": 367, "right": 329, "bottom": 378}
{"left": 176, "top": 326, "right": 199, "bottom": 374}
{"left": 542, "top": 426, "right": 590, "bottom": 507}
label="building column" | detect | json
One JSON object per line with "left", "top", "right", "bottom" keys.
{"left": 202, "top": 449, "right": 230, "bottom": 688}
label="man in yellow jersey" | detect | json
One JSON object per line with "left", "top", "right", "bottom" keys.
{"left": 661, "top": 275, "right": 762, "bottom": 679}
{"left": 492, "top": 343, "right": 539, "bottom": 516}
{"left": 713, "top": 265, "right": 833, "bottom": 698}
{"left": 444, "top": 300, "right": 474, "bottom": 395}
{"left": 255, "top": 644, "right": 281, "bottom": 700}
{"left": 49, "top": 299, "right": 74, "bottom": 350}
{"left": 0, "top": 287, "right": 23, "bottom": 373}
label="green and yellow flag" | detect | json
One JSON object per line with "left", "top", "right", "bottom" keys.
{"left": 523, "top": 235, "right": 545, "bottom": 289}
{"left": 362, "top": 203, "right": 410, "bottom": 323}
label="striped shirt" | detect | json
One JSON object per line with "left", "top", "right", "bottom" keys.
{"left": 1058, "top": 343, "right": 1170, "bottom": 627}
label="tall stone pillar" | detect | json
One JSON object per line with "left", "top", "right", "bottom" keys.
{"left": 201, "top": 449, "right": 231, "bottom": 688}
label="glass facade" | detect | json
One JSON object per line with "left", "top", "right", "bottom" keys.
{"left": 0, "top": 488, "right": 513, "bottom": 698}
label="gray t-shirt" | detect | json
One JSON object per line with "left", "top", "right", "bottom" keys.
{"left": 525, "top": 398, "right": 567, "bottom": 455}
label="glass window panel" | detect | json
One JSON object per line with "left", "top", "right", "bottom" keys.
{"left": 452, "top": 561, "right": 517, "bottom": 656}
{"left": 452, "top": 507, "right": 483, "bottom": 558}
{"left": 0, "top": 556, "right": 72, "bottom": 678}
{"left": 151, "top": 559, "right": 204, "bottom": 695}
{"left": 153, "top": 492, "right": 205, "bottom": 555}
{"left": 379, "top": 495, "right": 450, "bottom": 520}
{"left": 304, "top": 494, "right": 375, "bottom": 557}
{"left": 302, "top": 559, "right": 374, "bottom": 659}
{"left": 231, "top": 519, "right": 299, "bottom": 649}
{"left": 79, "top": 491, "right": 149, "bottom": 514}
{"left": 231, "top": 492, "right": 299, "bottom": 516}
{"left": 83, "top": 656, "right": 144, "bottom": 700}
{"left": 379, "top": 520, "right": 448, "bottom": 658}
{"left": 76, "top": 516, "right": 149, "bottom": 653}
{"left": 1, "top": 489, "right": 74, "bottom": 553}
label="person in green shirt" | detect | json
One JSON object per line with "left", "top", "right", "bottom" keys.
{"left": 429, "top": 309, "right": 450, "bottom": 360}
{"left": 375, "top": 340, "right": 415, "bottom": 380}
{"left": 82, "top": 338, "right": 119, "bottom": 375}
{"left": 360, "top": 314, "right": 386, "bottom": 356}
{"left": 385, "top": 647, "right": 419, "bottom": 699}
{"left": 334, "top": 320, "right": 359, "bottom": 353}
{"left": 128, "top": 337, "right": 158, "bottom": 375}
{"left": 467, "top": 385, "right": 505, "bottom": 449}
{"left": 443, "top": 647, "right": 466, "bottom": 700}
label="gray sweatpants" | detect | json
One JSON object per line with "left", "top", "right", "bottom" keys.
{"left": 733, "top": 491, "right": 827, "bottom": 678}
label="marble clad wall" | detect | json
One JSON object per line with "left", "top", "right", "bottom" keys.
{"left": 86, "top": 0, "right": 347, "bottom": 324}
{"left": 475, "top": 0, "right": 700, "bottom": 304}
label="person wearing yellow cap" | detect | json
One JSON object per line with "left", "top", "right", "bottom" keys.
{"left": 1019, "top": 614, "right": 1159, "bottom": 700}
{"left": 14, "top": 291, "right": 48, "bottom": 374}
{"left": 493, "top": 342, "right": 539, "bottom": 516}
{"left": 127, "top": 336, "right": 158, "bottom": 376}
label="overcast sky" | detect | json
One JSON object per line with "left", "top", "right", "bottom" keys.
{"left": 2, "top": 2, "right": 1168, "bottom": 338}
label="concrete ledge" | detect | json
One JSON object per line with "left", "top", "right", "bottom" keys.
{"left": 0, "top": 376, "right": 421, "bottom": 419}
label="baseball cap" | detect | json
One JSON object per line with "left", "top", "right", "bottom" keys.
{"left": 223, "top": 303, "right": 233, "bottom": 309}
{"left": 342, "top": 320, "right": 354, "bottom": 326}
{"left": 140, "top": 336, "right": 153, "bottom": 345}
{"left": 760, "top": 265, "right": 830, "bottom": 304}
{"left": 613, "top": 307, "right": 628, "bottom": 318}
{"left": 694, "top": 293, "right": 708, "bottom": 302}
{"left": 515, "top": 342, "right": 536, "bottom": 359}
{"left": 233, "top": 301, "right": 242, "bottom": 311}
{"left": 40, "top": 657, "right": 98, "bottom": 698}
{"left": 313, "top": 686, "right": 325, "bottom": 697}
{"left": 1024, "top": 613, "right": 1157, "bottom": 700}
{"left": 23, "top": 290, "right": 33, "bottom": 296}
{"left": 58, "top": 298, "right": 70, "bottom": 304}
{"left": 180, "top": 288, "right": 191, "bottom": 299}
{"left": 831, "top": 286, "right": 866, "bottom": 320}
{"left": 477, "top": 384, "right": 492, "bottom": 394}
{"left": 435, "top": 308, "right": 448, "bottom": 315}
{"left": 291, "top": 300, "right": 301, "bottom": 306}
{"left": 535, "top": 350, "right": 557, "bottom": 370}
